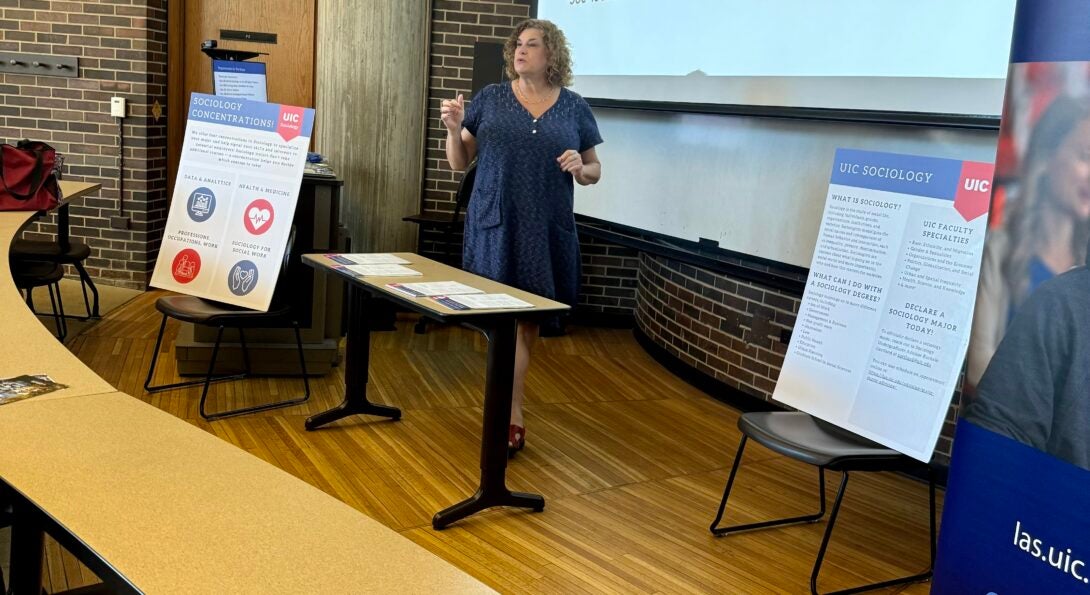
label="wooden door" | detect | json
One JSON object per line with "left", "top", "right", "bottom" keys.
{"left": 167, "top": 0, "right": 316, "bottom": 192}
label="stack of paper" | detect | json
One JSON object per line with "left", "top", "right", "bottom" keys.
{"left": 329, "top": 253, "right": 410, "bottom": 265}
{"left": 345, "top": 264, "right": 422, "bottom": 277}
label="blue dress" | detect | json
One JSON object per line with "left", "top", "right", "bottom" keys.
{"left": 461, "top": 83, "right": 603, "bottom": 305}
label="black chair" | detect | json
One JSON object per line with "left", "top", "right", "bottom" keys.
{"left": 709, "top": 411, "right": 936, "bottom": 595}
{"left": 11, "top": 238, "right": 99, "bottom": 319}
{"left": 403, "top": 161, "right": 476, "bottom": 266}
{"left": 12, "top": 259, "right": 67, "bottom": 341}
{"left": 143, "top": 228, "right": 310, "bottom": 421}
{"left": 404, "top": 162, "right": 476, "bottom": 333}
{"left": 450, "top": 160, "right": 476, "bottom": 234}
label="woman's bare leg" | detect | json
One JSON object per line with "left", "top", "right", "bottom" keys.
{"left": 511, "top": 320, "right": 539, "bottom": 428}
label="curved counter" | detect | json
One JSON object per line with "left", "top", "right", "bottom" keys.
{"left": 0, "top": 182, "right": 490, "bottom": 593}
{"left": 0, "top": 185, "right": 114, "bottom": 399}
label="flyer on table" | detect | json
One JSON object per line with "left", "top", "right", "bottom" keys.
{"left": 774, "top": 148, "right": 993, "bottom": 461}
{"left": 150, "top": 93, "right": 314, "bottom": 310}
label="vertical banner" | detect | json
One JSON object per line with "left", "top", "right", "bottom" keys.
{"left": 150, "top": 93, "right": 314, "bottom": 310}
{"left": 937, "top": 421, "right": 1090, "bottom": 593}
{"left": 935, "top": 0, "right": 1090, "bottom": 592}
{"left": 774, "top": 149, "right": 992, "bottom": 462}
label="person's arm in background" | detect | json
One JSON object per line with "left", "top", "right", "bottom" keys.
{"left": 964, "top": 277, "right": 1070, "bottom": 450}
{"left": 441, "top": 93, "right": 477, "bottom": 171}
{"left": 966, "top": 238, "right": 1009, "bottom": 390}
{"left": 557, "top": 147, "right": 600, "bottom": 186}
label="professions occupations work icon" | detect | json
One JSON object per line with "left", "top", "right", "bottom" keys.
{"left": 171, "top": 249, "right": 201, "bottom": 284}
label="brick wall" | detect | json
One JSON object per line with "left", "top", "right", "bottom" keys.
{"left": 635, "top": 250, "right": 962, "bottom": 464}
{"left": 420, "top": 0, "right": 532, "bottom": 261}
{"left": 0, "top": 0, "right": 168, "bottom": 289}
{"left": 578, "top": 233, "right": 638, "bottom": 317}
{"left": 637, "top": 253, "right": 797, "bottom": 399}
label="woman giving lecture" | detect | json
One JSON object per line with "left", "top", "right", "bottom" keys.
{"left": 441, "top": 19, "right": 603, "bottom": 455}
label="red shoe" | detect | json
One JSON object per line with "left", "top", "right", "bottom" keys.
{"left": 508, "top": 424, "right": 525, "bottom": 457}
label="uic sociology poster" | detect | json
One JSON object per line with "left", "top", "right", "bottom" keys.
{"left": 774, "top": 148, "right": 992, "bottom": 462}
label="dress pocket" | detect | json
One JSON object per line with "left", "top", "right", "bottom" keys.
{"left": 470, "top": 186, "right": 502, "bottom": 230}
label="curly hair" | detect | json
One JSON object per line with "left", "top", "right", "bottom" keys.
{"left": 503, "top": 19, "right": 573, "bottom": 88}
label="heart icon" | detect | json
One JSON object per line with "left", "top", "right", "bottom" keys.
{"left": 248, "top": 207, "right": 271, "bottom": 230}
{"left": 243, "top": 199, "right": 275, "bottom": 235}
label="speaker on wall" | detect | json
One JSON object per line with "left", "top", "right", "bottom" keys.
{"left": 471, "top": 42, "right": 506, "bottom": 98}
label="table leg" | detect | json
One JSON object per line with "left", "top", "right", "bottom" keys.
{"left": 305, "top": 285, "right": 401, "bottom": 431}
{"left": 8, "top": 500, "right": 44, "bottom": 595}
{"left": 432, "top": 317, "right": 544, "bottom": 529}
{"left": 57, "top": 202, "right": 70, "bottom": 253}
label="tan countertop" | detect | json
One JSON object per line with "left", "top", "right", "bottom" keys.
{"left": 0, "top": 392, "right": 491, "bottom": 593}
{"left": 0, "top": 181, "right": 114, "bottom": 398}
{"left": 1, "top": 182, "right": 492, "bottom": 593}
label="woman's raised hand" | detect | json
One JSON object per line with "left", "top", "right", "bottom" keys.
{"left": 441, "top": 94, "right": 465, "bottom": 133}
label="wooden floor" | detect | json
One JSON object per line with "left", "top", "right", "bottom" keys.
{"left": 38, "top": 289, "right": 939, "bottom": 593}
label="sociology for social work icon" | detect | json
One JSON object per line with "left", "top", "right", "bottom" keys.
{"left": 228, "top": 260, "right": 259, "bottom": 296}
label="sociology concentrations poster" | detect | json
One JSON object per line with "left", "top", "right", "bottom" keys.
{"left": 151, "top": 93, "right": 314, "bottom": 311}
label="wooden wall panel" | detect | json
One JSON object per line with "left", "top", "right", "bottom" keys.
{"left": 168, "top": 0, "right": 316, "bottom": 191}
{"left": 167, "top": 0, "right": 185, "bottom": 197}
{"left": 314, "top": 1, "right": 431, "bottom": 252}
{"left": 183, "top": 0, "right": 315, "bottom": 107}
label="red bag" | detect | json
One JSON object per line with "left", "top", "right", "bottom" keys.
{"left": 0, "top": 140, "right": 62, "bottom": 211}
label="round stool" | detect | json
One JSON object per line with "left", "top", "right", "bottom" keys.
{"left": 12, "top": 259, "right": 67, "bottom": 341}
{"left": 11, "top": 238, "right": 98, "bottom": 318}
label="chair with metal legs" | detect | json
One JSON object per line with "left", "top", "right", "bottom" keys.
{"left": 11, "top": 238, "right": 99, "bottom": 319}
{"left": 143, "top": 228, "right": 310, "bottom": 421}
{"left": 12, "top": 259, "right": 67, "bottom": 341}
{"left": 709, "top": 411, "right": 937, "bottom": 595}
{"left": 405, "top": 161, "right": 476, "bottom": 334}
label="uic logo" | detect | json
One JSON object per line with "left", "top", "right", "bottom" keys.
{"left": 963, "top": 178, "right": 990, "bottom": 192}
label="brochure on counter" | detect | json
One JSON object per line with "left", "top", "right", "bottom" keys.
{"left": 432, "top": 293, "right": 534, "bottom": 310}
{"left": 344, "top": 264, "right": 422, "bottom": 277}
{"left": 386, "top": 281, "right": 483, "bottom": 298}
{"left": 328, "top": 253, "right": 410, "bottom": 265}
{"left": 0, "top": 374, "right": 68, "bottom": 406}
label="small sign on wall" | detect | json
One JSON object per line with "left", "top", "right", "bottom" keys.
{"left": 212, "top": 60, "right": 268, "bottom": 102}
